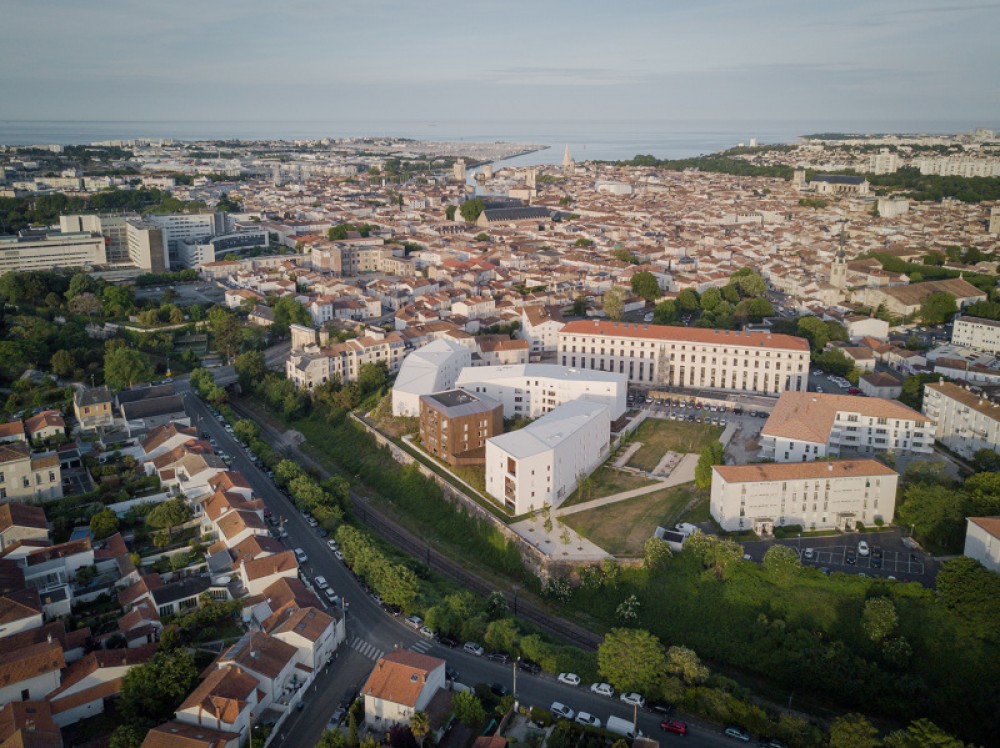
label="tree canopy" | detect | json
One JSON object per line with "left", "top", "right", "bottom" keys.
{"left": 919, "top": 292, "right": 958, "bottom": 325}
{"left": 598, "top": 628, "right": 666, "bottom": 694}
{"left": 103, "top": 346, "right": 153, "bottom": 391}
{"left": 603, "top": 286, "right": 626, "bottom": 321}
{"left": 630, "top": 271, "right": 661, "bottom": 302}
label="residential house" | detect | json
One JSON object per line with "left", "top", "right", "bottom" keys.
{"left": 0, "top": 701, "right": 63, "bottom": 748}
{"left": 0, "top": 588, "right": 43, "bottom": 639}
{"left": 175, "top": 665, "right": 260, "bottom": 740}
{"left": 0, "top": 640, "right": 64, "bottom": 703}
{"left": 24, "top": 412, "right": 65, "bottom": 443}
{"left": 0, "top": 421, "right": 26, "bottom": 444}
{"left": 964, "top": 516, "right": 1000, "bottom": 574}
{"left": 216, "top": 631, "right": 301, "bottom": 712}
{"left": 141, "top": 720, "right": 240, "bottom": 748}
{"left": 518, "top": 304, "right": 565, "bottom": 357}
{"left": 47, "top": 646, "right": 155, "bottom": 727}
{"left": 858, "top": 371, "right": 904, "bottom": 400}
{"left": 0, "top": 504, "right": 48, "bottom": 552}
{"left": 0, "top": 444, "right": 63, "bottom": 503}
{"left": 363, "top": 650, "right": 449, "bottom": 730}
{"left": 73, "top": 386, "right": 114, "bottom": 432}
{"left": 269, "top": 606, "right": 344, "bottom": 671}
{"left": 239, "top": 550, "right": 298, "bottom": 596}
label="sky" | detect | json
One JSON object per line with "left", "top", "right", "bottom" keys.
{"left": 1, "top": 0, "right": 998, "bottom": 128}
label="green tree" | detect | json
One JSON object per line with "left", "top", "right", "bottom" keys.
{"left": 234, "top": 350, "right": 267, "bottom": 390}
{"left": 653, "top": 299, "right": 678, "bottom": 325}
{"left": 862, "top": 597, "right": 898, "bottom": 643}
{"left": 919, "top": 291, "right": 957, "bottom": 325}
{"left": 643, "top": 536, "right": 672, "bottom": 570}
{"left": 935, "top": 557, "right": 1000, "bottom": 642}
{"left": 208, "top": 307, "right": 243, "bottom": 363}
{"left": 898, "top": 372, "right": 943, "bottom": 410}
{"left": 828, "top": 713, "right": 880, "bottom": 748}
{"left": 146, "top": 497, "right": 191, "bottom": 541}
{"left": 484, "top": 617, "right": 520, "bottom": 655}
{"left": 730, "top": 268, "right": 767, "bottom": 297}
{"left": 683, "top": 532, "right": 743, "bottom": 579}
{"left": 603, "top": 286, "right": 626, "bottom": 321}
{"left": 459, "top": 198, "right": 485, "bottom": 223}
{"left": 883, "top": 719, "right": 966, "bottom": 748}
{"left": 444, "top": 205, "right": 457, "bottom": 220}
{"left": 66, "top": 272, "right": 99, "bottom": 301}
{"left": 970, "top": 448, "right": 1000, "bottom": 473}
{"left": 694, "top": 441, "right": 724, "bottom": 490}
{"left": 272, "top": 296, "right": 312, "bottom": 333}
{"left": 89, "top": 508, "right": 119, "bottom": 540}
{"left": 101, "top": 285, "right": 136, "bottom": 317}
{"left": 663, "top": 645, "right": 709, "bottom": 685}
{"left": 676, "top": 289, "right": 700, "bottom": 313}
{"left": 103, "top": 346, "right": 153, "bottom": 390}
{"left": 410, "top": 711, "right": 430, "bottom": 746}
{"left": 109, "top": 724, "right": 147, "bottom": 748}
{"left": 358, "top": 362, "right": 388, "bottom": 395}
{"left": 630, "top": 271, "right": 661, "bottom": 302}
{"left": 572, "top": 295, "right": 587, "bottom": 317}
{"left": 233, "top": 419, "right": 260, "bottom": 444}
{"left": 50, "top": 349, "right": 75, "bottom": 378}
{"left": 762, "top": 544, "right": 801, "bottom": 583}
{"left": 597, "top": 628, "right": 666, "bottom": 694}
{"left": 451, "top": 690, "right": 486, "bottom": 727}
{"left": 119, "top": 648, "right": 198, "bottom": 722}
{"left": 796, "top": 316, "right": 829, "bottom": 352}
{"left": 896, "top": 483, "right": 965, "bottom": 552}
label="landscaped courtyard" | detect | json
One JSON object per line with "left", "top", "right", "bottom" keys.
{"left": 627, "top": 418, "right": 724, "bottom": 472}
{"left": 561, "top": 464, "right": 657, "bottom": 507}
{"left": 562, "top": 483, "right": 699, "bottom": 555}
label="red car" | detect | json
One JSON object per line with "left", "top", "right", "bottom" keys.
{"left": 661, "top": 720, "right": 688, "bottom": 735}
{"left": 847, "top": 387, "right": 861, "bottom": 395}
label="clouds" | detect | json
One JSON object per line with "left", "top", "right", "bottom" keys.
{"left": 0, "top": 0, "right": 996, "bottom": 126}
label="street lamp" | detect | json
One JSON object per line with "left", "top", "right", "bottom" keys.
{"left": 511, "top": 584, "right": 520, "bottom": 617}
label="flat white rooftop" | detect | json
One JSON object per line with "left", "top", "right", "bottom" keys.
{"left": 488, "top": 400, "right": 608, "bottom": 458}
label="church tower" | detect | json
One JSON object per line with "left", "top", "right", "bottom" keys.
{"left": 830, "top": 232, "right": 848, "bottom": 289}
{"left": 562, "top": 144, "right": 575, "bottom": 175}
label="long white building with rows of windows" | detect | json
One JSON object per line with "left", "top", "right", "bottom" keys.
{"left": 951, "top": 316, "right": 1000, "bottom": 354}
{"left": 710, "top": 459, "right": 899, "bottom": 534}
{"left": 922, "top": 380, "right": 1000, "bottom": 460}
{"left": 556, "top": 320, "right": 810, "bottom": 395}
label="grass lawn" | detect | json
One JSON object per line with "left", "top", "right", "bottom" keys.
{"left": 628, "top": 419, "right": 723, "bottom": 472}
{"left": 682, "top": 495, "right": 713, "bottom": 524}
{"left": 563, "top": 483, "right": 697, "bottom": 555}
{"left": 562, "top": 465, "right": 657, "bottom": 507}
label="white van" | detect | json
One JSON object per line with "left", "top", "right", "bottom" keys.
{"left": 606, "top": 716, "right": 641, "bottom": 741}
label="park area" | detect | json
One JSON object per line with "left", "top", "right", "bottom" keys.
{"left": 562, "top": 483, "right": 698, "bottom": 555}
{"left": 626, "top": 418, "right": 723, "bottom": 472}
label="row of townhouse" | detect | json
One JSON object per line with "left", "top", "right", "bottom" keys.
{"left": 286, "top": 330, "right": 406, "bottom": 389}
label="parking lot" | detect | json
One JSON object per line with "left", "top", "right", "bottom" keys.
{"left": 742, "top": 529, "right": 938, "bottom": 586}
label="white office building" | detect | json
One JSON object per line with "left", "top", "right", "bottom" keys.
{"left": 951, "top": 316, "right": 1000, "bottom": 355}
{"left": 557, "top": 320, "right": 810, "bottom": 394}
{"left": 922, "top": 380, "right": 1000, "bottom": 460}
{"left": 485, "top": 400, "right": 610, "bottom": 514}
{"left": 760, "top": 391, "right": 934, "bottom": 462}
{"left": 0, "top": 230, "right": 107, "bottom": 275}
{"left": 391, "top": 338, "right": 473, "bottom": 417}
{"left": 710, "top": 459, "right": 899, "bottom": 534}
{"left": 455, "top": 363, "right": 627, "bottom": 421}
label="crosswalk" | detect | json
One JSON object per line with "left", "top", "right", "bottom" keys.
{"left": 350, "top": 637, "right": 384, "bottom": 662}
{"left": 349, "top": 636, "right": 433, "bottom": 662}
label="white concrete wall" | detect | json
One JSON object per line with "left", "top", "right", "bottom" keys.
{"left": 964, "top": 521, "right": 1000, "bottom": 573}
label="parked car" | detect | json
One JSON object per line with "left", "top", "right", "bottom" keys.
{"left": 463, "top": 642, "right": 484, "bottom": 657}
{"left": 590, "top": 682, "right": 614, "bottom": 697}
{"left": 803, "top": 547, "right": 815, "bottom": 560}
{"left": 294, "top": 548, "right": 308, "bottom": 563}
{"left": 327, "top": 539, "right": 338, "bottom": 552}
{"left": 487, "top": 651, "right": 510, "bottom": 664}
{"left": 575, "top": 712, "right": 601, "bottom": 728}
{"left": 334, "top": 550, "right": 343, "bottom": 561}
{"left": 757, "top": 738, "right": 790, "bottom": 748}
{"left": 490, "top": 683, "right": 511, "bottom": 697}
{"left": 314, "top": 576, "right": 329, "bottom": 590}
{"left": 418, "top": 626, "right": 434, "bottom": 638}
{"left": 446, "top": 666, "right": 459, "bottom": 681}
{"left": 660, "top": 720, "right": 687, "bottom": 735}
{"left": 518, "top": 659, "right": 541, "bottom": 675}
{"left": 557, "top": 673, "right": 581, "bottom": 687}
{"left": 620, "top": 692, "right": 645, "bottom": 708}
{"left": 646, "top": 701, "right": 673, "bottom": 716}
{"left": 550, "top": 702, "right": 575, "bottom": 720}
{"left": 404, "top": 615, "right": 423, "bottom": 629}
{"left": 725, "top": 726, "right": 751, "bottom": 742}
{"left": 858, "top": 540, "right": 870, "bottom": 556}
{"left": 438, "top": 636, "right": 458, "bottom": 648}
{"left": 327, "top": 706, "right": 346, "bottom": 727}
{"left": 324, "top": 588, "right": 338, "bottom": 603}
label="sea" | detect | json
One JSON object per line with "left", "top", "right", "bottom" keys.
{"left": 0, "top": 118, "right": 992, "bottom": 166}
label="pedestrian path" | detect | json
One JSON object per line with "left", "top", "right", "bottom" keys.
{"left": 350, "top": 636, "right": 384, "bottom": 662}
{"left": 410, "top": 639, "right": 432, "bottom": 654}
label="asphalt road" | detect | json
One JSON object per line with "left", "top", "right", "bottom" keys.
{"left": 181, "top": 392, "right": 743, "bottom": 748}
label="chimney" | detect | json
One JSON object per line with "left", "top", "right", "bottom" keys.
{"left": 828, "top": 463, "right": 833, "bottom": 472}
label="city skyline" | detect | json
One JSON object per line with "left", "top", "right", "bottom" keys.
{"left": 2, "top": 0, "right": 999, "bottom": 126}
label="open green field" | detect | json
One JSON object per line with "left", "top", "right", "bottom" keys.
{"left": 561, "top": 465, "right": 657, "bottom": 507}
{"left": 628, "top": 419, "right": 723, "bottom": 472}
{"left": 562, "top": 483, "right": 697, "bottom": 555}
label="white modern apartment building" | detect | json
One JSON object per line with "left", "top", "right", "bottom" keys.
{"left": 760, "top": 391, "right": 934, "bottom": 462}
{"left": 557, "top": 320, "right": 810, "bottom": 394}
{"left": 964, "top": 517, "right": 1000, "bottom": 574}
{"left": 922, "top": 380, "right": 1000, "bottom": 460}
{"left": 711, "top": 459, "right": 899, "bottom": 534}
{"left": 392, "top": 337, "right": 473, "bottom": 417}
{"left": 456, "top": 363, "right": 627, "bottom": 421}
{"left": 0, "top": 230, "right": 106, "bottom": 275}
{"left": 485, "top": 400, "right": 610, "bottom": 514}
{"left": 951, "top": 316, "right": 1000, "bottom": 355}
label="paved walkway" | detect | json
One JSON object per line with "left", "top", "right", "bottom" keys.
{"left": 555, "top": 453, "right": 699, "bottom": 517}
{"left": 614, "top": 442, "right": 642, "bottom": 468}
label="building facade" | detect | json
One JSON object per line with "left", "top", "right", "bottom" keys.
{"left": 418, "top": 390, "right": 503, "bottom": 467}
{"left": 0, "top": 444, "right": 63, "bottom": 503}
{"left": 711, "top": 459, "right": 899, "bottom": 534}
{"left": 485, "top": 400, "right": 610, "bottom": 514}
{"left": 964, "top": 517, "right": 1000, "bottom": 574}
{"left": 557, "top": 320, "right": 810, "bottom": 394}
{"left": 455, "top": 363, "right": 627, "bottom": 421}
{"left": 0, "top": 230, "right": 106, "bottom": 275}
{"left": 392, "top": 338, "right": 473, "bottom": 417}
{"left": 951, "top": 316, "right": 1000, "bottom": 354}
{"left": 922, "top": 381, "right": 1000, "bottom": 460}
{"left": 760, "top": 391, "right": 934, "bottom": 462}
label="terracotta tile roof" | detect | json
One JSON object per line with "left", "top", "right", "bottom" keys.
{"left": 219, "top": 631, "right": 296, "bottom": 680}
{"left": 0, "top": 504, "right": 47, "bottom": 533}
{"left": 714, "top": 459, "right": 898, "bottom": 484}
{"left": 24, "top": 411, "right": 65, "bottom": 438}
{"left": 141, "top": 423, "right": 197, "bottom": 453}
{"left": 0, "top": 588, "right": 42, "bottom": 626}
{"left": 0, "top": 421, "right": 25, "bottom": 440}
{"left": 0, "top": 621, "right": 88, "bottom": 655}
{"left": 362, "top": 649, "right": 445, "bottom": 708}
{"left": 0, "top": 700, "right": 62, "bottom": 748}
{"left": 0, "top": 443, "right": 30, "bottom": 465}
{"left": 968, "top": 516, "right": 1000, "bottom": 540}
{"left": 761, "top": 391, "right": 930, "bottom": 443}
{"left": 118, "top": 573, "right": 163, "bottom": 608}
{"left": 258, "top": 576, "right": 322, "bottom": 613}
{"left": 270, "top": 606, "right": 334, "bottom": 643}
{"left": 119, "top": 600, "right": 161, "bottom": 632}
{"left": 208, "top": 471, "right": 251, "bottom": 493}
{"left": 241, "top": 550, "right": 297, "bottom": 581}
{"left": 228, "top": 534, "right": 284, "bottom": 564}
{"left": 925, "top": 381, "right": 1000, "bottom": 423}
{"left": 47, "top": 646, "right": 154, "bottom": 713}
{"left": 25, "top": 537, "right": 91, "bottom": 567}
{"left": 140, "top": 720, "right": 240, "bottom": 748}
{"left": 0, "top": 641, "right": 64, "bottom": 688}
{"left": 560, "top": 319, "right": 810, "bottom": 351}
{"left": 178, "top": 665, "right": 258, "bottom": 725}
{"left": 28, "top": 453, "right": 59, "bottom": 470}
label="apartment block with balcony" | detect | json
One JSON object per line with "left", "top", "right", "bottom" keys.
{"left": 760, "top": 391, "right": 933, "bottom": 462}
{"left": 951, "top": 316, "right": 1000, "bottom": 355}
{"left": 418, "top": 390, "right": 502, "bottom": 467}
{"left": 557, "top": 320, "right": 809, "bottom": 395}
{"left": 711, "top": 459, "right": 899, "bottom": 534}
{"left": 922, "top": 380, "right": 1000, "bottom": 460}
